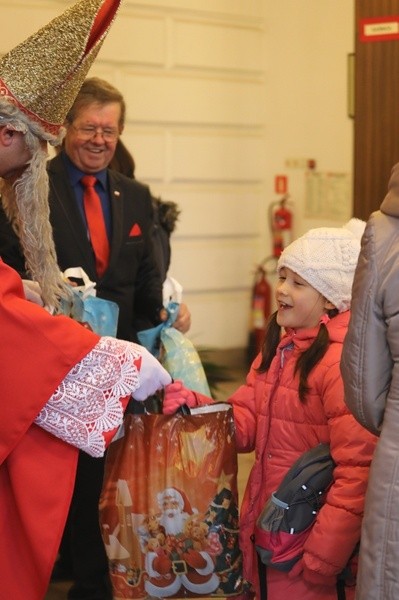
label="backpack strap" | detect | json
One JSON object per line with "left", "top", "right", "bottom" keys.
{"left": 257, "top": 556, "right": 267, "bottom": 600}
{"left": 336, "top": 578, "right": 346, "bottom": 600}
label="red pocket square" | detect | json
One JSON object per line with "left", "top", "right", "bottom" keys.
{"left": 129, "top": 223, "right": 142, "bottom": 237}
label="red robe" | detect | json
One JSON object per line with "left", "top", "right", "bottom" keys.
{"left": 0, "top": 260, "right": 101, "bottom": 599}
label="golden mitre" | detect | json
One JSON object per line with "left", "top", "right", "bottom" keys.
{"left": 0, "top": 0, "right": 122, "bottom": 139}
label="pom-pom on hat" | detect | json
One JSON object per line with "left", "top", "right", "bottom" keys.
{"left": 0, "top": 0, "right": 122, "bottom": 142}
{"left": 277, "top": 218, "right": 366, "bottom": 313}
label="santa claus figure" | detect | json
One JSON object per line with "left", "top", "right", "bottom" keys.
{"left": 144, "top": 488, "right": 220, "bottom": 597}
{"left": 157, "top": 487, "right": 194, "bottom": 535}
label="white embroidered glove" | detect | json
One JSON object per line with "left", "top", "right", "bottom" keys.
{"left": 130, "top": 343, "right": 171, "bottom": 401}
{"left": 35, "top": 338, "right": 172, "bottom": 456}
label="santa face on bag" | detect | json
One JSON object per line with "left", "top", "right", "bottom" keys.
{"left": 157, "top": 487, "right": 194, "bottom": 535}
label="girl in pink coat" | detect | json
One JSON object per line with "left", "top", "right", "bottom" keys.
{"left": 163, "top": 220, "right": 377, "bottom": 600}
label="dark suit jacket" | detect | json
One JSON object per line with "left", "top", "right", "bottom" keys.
{"left": 0, "top": 153, "right": 163, "bottom": 341}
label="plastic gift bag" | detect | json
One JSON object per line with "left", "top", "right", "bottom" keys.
{"left": 60, "top": 267, "right": 119, "bottom": 337}
{"left": 99, "top": 404, "right": 243, "bottom": 600}
{"left": 163, "top": 275, "right": 183, "bottom": 306}
{"left": 137, "top": 302, "right": 211, "bottom": 396}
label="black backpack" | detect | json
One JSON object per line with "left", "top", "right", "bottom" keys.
{"left": 252, "top": 444, "right": 347, "bottom": 599}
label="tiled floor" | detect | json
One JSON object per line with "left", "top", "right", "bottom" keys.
{"left": 46, "top": 355, "right": 253, "bottom": 600}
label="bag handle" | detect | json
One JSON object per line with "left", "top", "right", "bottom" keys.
{"left": 336, "top": 580, "right": 346, "bottom": 600}
{"left": 163, "top": 301, "right": 179, "bottom": 327}
{"left": 62, "top": 267, "right": 97, "bottom": 299}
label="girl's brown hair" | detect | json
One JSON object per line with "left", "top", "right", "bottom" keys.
{"left": 257, "top": 309, "right": 338, "bottom": 402}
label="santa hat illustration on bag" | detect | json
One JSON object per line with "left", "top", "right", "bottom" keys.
{"left": 157, "top": 487, "right": 196, "bottom": 515}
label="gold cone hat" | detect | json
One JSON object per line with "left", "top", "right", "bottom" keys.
{"left": 0, "top": 0, "right": 122, "bottom": 137}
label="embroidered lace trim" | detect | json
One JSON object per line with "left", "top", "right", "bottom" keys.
{"left": 35, "top": 337, "right": 141, "bottom": 457}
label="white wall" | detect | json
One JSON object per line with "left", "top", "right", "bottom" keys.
{"left": 264, "top": 1, "right": 354, "bottom": 235}
{"left": 0, "top": 0, "right": 354, "bottom": 349}
{"left": 261, "top": 0, "right": 355, "bottom": 317}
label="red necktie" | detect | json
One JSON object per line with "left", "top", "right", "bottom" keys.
{"left": 81, "top": 175, "right": 110, "bottom": 277}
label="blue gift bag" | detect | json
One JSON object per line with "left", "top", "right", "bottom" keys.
{"left": 138, "top": 302, "right": 211, "bottom": 396}
{"left": 68, "top": 292, "right": 119, "bottom": 337}
{"left": 60, "top": 267, "right": 119, "bottom": 337}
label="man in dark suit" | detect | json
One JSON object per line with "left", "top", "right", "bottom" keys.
{"left": 0, "top": 77, "right": 183, "bottom": 600}
{"left": 53, "top": 78, "right": 167, "bottom": 340}
{"left": 53, "top": 77, "right": 168, "bottom": 600}
{"left": 48, "top": 144, "right": 163, "bottom": 340}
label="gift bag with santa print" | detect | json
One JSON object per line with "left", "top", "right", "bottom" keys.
{"left": 99, "top": 404, "right": 243, "bottom": 600}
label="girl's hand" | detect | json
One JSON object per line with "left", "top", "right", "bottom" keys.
{"left": 289, "top": 559, "right": 337, "bottom": 587}
{"left": 163, "top": 380, "right": 197, "bottom": 414}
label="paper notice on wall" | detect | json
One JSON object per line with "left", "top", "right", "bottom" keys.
{"left": 304, "top": 172, "right": 350, "bottom": 221}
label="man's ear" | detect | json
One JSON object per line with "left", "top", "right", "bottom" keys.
{"left": 0, "top": 125, "right": 16, "bottom": 146}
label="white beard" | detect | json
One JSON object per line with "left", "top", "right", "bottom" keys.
{"left": 159, "top": 511, "right": 188, "bottom": 535}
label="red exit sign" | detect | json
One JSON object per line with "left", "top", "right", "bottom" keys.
{"left": 360, "top": 16, "right": 399, "bottom": 42}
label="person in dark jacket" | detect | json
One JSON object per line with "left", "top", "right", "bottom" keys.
{"left": 48, "top": 77, "right": 166, "bottom": 600}
{"left": 110, "top": 138, "right": 180, "bottom": 281}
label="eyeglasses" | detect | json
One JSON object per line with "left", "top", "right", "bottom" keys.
{"left": 71, "top": 124, "right": 119, "bottom": 142}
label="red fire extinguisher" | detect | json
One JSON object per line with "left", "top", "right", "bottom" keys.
{"left": 249, "top": 265, "right": 272, "bottom": 358}
{"left": 269, "top": 195, "right": 293, "bottom": 257}
{"left": 247, "top": 197, "right": 293, "bottom": 363}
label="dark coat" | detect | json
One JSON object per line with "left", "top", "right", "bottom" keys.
{"left": 151, "top": 196, "right": 180, "bottom": 282}
{"left": 0, "top": 152, "right": 164, "bottom": 341}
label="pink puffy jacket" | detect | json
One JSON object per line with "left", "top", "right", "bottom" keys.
{"left": 196, "top": 312, "right": 376, "bottom": 600}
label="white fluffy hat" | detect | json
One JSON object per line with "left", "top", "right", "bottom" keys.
{"left": 277, "top": 218, "right": 366, "bottom": 313}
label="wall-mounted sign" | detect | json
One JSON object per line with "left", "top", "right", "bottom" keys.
{"left": 304, "top": 172, "right": 350, "bottom": 222}
{"left": 360, "top": 16, "right": 399, "bottom": 42}
{"left": 275, "top": 175, "right": 288, "bottom": 194}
